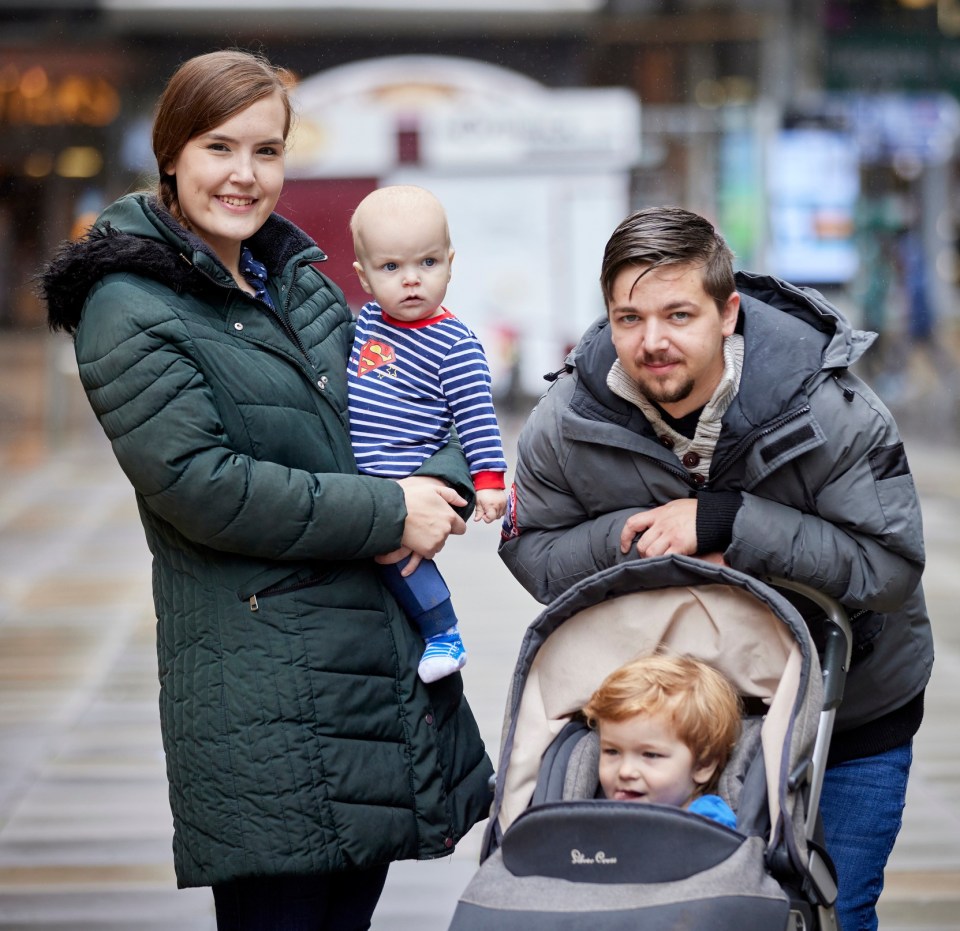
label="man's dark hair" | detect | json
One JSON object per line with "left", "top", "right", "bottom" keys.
{"left": 600, "top": 206, "right": 735, "bottom": 310}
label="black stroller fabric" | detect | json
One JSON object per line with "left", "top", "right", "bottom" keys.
{"left": 449, "top": 556, "right": 836, "bottom": 931}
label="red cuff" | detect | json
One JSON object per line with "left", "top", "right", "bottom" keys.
{"left": 473, "top": 471, "right": 506, "bottom": 491}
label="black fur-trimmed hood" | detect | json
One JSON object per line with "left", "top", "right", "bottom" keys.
{"left": 41, "top": 223, "right": 218, "bottom": 335}
{"left": 39, "top": 192, "right": 325, "bottom": 335}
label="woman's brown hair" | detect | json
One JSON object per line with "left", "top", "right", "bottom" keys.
{"left": 152, "top": 50, "right": 294, "bottom": 224}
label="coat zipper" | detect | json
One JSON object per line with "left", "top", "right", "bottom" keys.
{"left": 247, "top": 572, "right": 325, "bottom": 611}
{"left": 707, "top": 405, "right": 812, "bottom": 487}
{"left": 186, "top": 253, "right": 316, "bottom": 370}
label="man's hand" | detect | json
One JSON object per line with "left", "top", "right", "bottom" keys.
{"left": 619, "top": 498, "right": 698, "bottom": 557}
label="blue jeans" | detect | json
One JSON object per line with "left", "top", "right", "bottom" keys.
{"left": 212, "top": 864, "right": 390, "bottom": 931}
{"left": 819, "top": 742, "right": 912, "bottom": 931}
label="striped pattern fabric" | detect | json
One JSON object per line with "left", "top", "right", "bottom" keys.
{"left": 348, "top": 302, "right": 508, "bottom": 481}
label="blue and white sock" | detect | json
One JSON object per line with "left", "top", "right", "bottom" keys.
{"left": 418, "top": 626, "right": 467, "bottom": 683}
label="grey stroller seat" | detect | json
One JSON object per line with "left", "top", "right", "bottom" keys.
{"left": 449, "top": 556, "right": 849, "bottom": 931}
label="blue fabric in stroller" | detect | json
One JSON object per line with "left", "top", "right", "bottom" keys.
{"left": 448, "top": 556, "right": 849, "bottom": 931}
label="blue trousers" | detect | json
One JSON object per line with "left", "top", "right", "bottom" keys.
{"left": 819, "top": 742, "right": 912, "bottom": 931}
{"left": 212, "top": 864, "right": 390, "bottom": 931}
{"left": 379, "top": 556, "right": 456, "bottom": 639}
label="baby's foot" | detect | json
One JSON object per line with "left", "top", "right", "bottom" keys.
{"left": 418, "top": 628, "right": 467, "bottom": 683}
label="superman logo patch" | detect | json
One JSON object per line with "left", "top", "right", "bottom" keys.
{"left": 357, "top": 339, "right": 396, "bottom": 377}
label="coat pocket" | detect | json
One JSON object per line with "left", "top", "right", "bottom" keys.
{"left": 237, "top": 564, "right": 326, "bottom": 609}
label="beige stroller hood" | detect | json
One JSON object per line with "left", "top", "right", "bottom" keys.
{"left": 493, "top": 557, "right": 825, "bottom": 859}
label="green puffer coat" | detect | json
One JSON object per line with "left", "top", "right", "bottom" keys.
{"left": 41, "top": 193, "right": 493, "bottom": 888}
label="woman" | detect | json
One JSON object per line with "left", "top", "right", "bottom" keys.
{"left": 40, "top": 50, "right": 493, "bottom": 930}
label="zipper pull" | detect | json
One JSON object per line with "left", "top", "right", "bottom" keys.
{"left": 249, "top": 594, "right": 259, "bottom": 612}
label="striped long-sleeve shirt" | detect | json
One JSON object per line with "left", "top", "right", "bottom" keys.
{"left": 347, "top": 302, "right": 507, "bottom": 490}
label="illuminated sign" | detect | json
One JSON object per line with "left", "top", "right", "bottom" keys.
{"left": 0, "top": 65, "right": 120, "bottom": 127}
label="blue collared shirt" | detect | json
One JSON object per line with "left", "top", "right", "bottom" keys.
{"left": 240, "top": 247, "right": 275, "bottom": 310}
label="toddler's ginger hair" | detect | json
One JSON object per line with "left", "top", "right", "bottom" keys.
{"left": 583, "top": 653, "right": 742, "bottom": 795}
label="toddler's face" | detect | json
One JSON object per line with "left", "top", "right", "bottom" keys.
{"left": 597, "top": 711, "right": 717, "bottom": 808}
{"left": 354, "top": 209, "right": 453, "bottom": 323}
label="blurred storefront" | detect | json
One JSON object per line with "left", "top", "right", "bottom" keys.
{"left": 0, "top": 45, "right": 132, "bottom": 327}
{"left": 3, "top": 0, "right": 960, "bottom": 350}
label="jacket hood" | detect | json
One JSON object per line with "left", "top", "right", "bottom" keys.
{"left": 39, "top": 192, "right": 325, "bottom": 335}
{"left": 734, "top": 270, "right": 876, "bottom": 370}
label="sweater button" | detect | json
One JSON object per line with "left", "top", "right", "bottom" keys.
{"left": 682, "top": 451, "right": 700, "bottom": 468}
{"left": 691, "top": 473, "right": 705, "bottom": 486}
{"left": 658, "top": 435, "right": 674, "bottom": 449}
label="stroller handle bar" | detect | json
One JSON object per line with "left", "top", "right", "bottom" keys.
{"left": 764, "top": 576, "right": 852, "bottom": 711}
{"left": 765, "top": 575, "right": 852, "bottom": 846}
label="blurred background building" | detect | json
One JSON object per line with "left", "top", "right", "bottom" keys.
{"left": 2, "top": 0, "right": 959, "bottom": 402}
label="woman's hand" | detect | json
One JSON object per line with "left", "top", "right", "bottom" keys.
{"left": 381, "top": 476, "right": 467, "bottom": 567}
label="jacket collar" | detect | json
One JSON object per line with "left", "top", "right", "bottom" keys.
{"left": 567, "top": 275, "right": 853, "bottom": 437}
{"left": 559, "top": 276, "right": 863, "bottom": 481}
{"left": 41, "top": 193, "right": 325, "bottom": 335}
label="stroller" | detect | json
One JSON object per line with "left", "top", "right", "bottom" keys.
{"left": 449, "top": 556, "right": 851, "bottom": 931}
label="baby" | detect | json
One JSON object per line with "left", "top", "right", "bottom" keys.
{"left": 347, "top": 184, "right": 508, "bottom": 683}
{"left": 582, "top": 653, "right": 742, "bottom": 827}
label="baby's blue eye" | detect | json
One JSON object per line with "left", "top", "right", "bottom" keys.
{"left": 383, "top": 262, "right": 398, "bottom": 272}
{"left": 423, "top": 257, "right": 436, "bottom": 267}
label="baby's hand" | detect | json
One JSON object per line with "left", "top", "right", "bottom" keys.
{"left": 474, "top": 488, "right": 508, "bottom": 523}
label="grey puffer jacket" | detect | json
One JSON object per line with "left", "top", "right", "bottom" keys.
{"left": 41, "top": 193, "right": 493, "bottom": 888}
{"left": 499, "top": 271, "right": 932, "bottom": 732}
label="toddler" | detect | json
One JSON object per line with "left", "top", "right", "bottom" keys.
{"left": 347, "top": 184, "right": 508, "bottom": 683}
{"left": 583, "top": 653, "right": 742, "bottom": 827}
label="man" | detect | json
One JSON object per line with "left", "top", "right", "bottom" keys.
{"left": 499, "top": 205, "right": 932, "bottom": 931}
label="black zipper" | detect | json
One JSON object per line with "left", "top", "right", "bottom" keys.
{"left": 707, "top": 405, "right": 812, "bottom": 487}
{"left": 644, "top": 451, "right": 699, "bottom": 489}
{"left": 186, "top": 253, "right": 315, "bottom": 369}
{"left": 246, "top": 573, "right": 324, "bottom": 612}
{"left": 276, "top": 259, "right": 313, "bottom": 361}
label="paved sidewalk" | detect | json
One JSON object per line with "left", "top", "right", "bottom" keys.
{"left": 1, "top": 330, "right": 960, "bottom": 928}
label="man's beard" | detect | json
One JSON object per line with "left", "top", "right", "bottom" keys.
{"left": 636, "top": 370, "right": 694, "bottom": 407}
